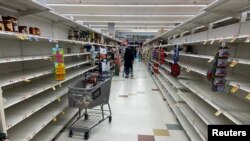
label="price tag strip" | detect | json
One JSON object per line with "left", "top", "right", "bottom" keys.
{"left": 215, "top": 110, "right": 222, "bottom": 116}
{"left": 229, "top": 60, "right": 239, "bottom": 68}
{"left": 230, "top": 36, "right": 238, "bottom": 43}
{"left": 231, "top": 85, "right": 240, "bottom": 93}
{"left": 245, "top": 36, "right": 250, "bottom": 43}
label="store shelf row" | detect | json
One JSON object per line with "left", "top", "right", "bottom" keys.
{"left": 166, "top": 51, "right": 250, "bottom": 66}
{"left": 4, "top": 65, "right": 97, "bottom": 109}
{"left": 0, "top": 0, "right": 121, "bottom": 43}
{"left": 145, "top": 0, "right": 250, "bottom": 45}
{"left": 7, "top": 96, "right": 68, "bottom": 141}
{"left": 158, "top": 69, "right": 185, "bottom": 89}
{"left": 178, "top": 89, "right": 233, "bottom": 125}
{"left": 0, "top": 52, "right": 90, "bottom": 64}
{"left": 151, "top": 74, "right": 202, "bottom": 141}
{"left": 0, "top": 60, "right": 90, "bottom": 87}
{"left": 164, "top": 58, "right": 250, "bottom": 93}
{"left": 178, "top": 103, "right": 207, "bottom": 141}
{"left": 6, "top": 81, "right": 69, "bottom": 130}
{"left": 30, "top": 108, "right": 78, "bottom": 141}
{"left": 0, "top": 31, "right": 118, "bottom": 47}
{"left": 179, "top": 79, "right": 250, "bottom": 124}
{"left": 156, "top": 74, "right": 183, "bottom": 102}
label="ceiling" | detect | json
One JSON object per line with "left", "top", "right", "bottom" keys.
{"left": 42, "top": 0, "right": 215, "bottom": 39}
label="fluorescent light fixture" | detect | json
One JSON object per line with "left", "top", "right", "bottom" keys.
{"left": 62, "top": 14, "right": 195, "bottom": 17}
{"left": 89, "top": 25, "right": 176, "bottom": 28}
{"left": 47, "top": 4, "right": 207, "bottom": 7}
{"left": 101, "top": 29, "right": 159, "bottom": 33}
{"left": 77, "top": 21, "right": 183, "bottom": 24}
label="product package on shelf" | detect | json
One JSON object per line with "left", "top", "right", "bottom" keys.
{"left": 207, "top": 46, "right": 230, "bottom": 92}
{"left": 0, "top": 15, "right": 41, "bottom": 35}
{"left": 52, "top": 45, "right": 66, "bottom": 81}
{"left": 158, "top": 48, "right": 165, "bottom": 64}
{"left": 170, "top": 45, "right": 181, "bottom": 77}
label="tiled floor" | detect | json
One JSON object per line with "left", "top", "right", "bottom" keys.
{"left": 56, "top": 61, "right": 189, "bottom": 141}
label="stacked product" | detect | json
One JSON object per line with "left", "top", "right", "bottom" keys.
{"left": 68, "top": 30, "right": 102, "bottom": 43}
{"left": 0, "top": 15, "right": 40, "bottom": 35}
{"left": 170, "top": 45, "right": 181, "bottom": 77}
{"left": 52, "top": 45, "right": 66, "bottom": 81}
{"left": 207, "top": 46, "right": 230, "bottom": 92}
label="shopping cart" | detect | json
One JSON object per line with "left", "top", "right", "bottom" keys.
{"left": 68, "top": 72, "right": 112, "bottom": 140}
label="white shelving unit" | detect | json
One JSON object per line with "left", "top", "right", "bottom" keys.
{"left": 178, "top": 103, "right": 207, "bottom": 141}
{"left": 178, "top": 89, "right": 233, "bottom": 125}
{"left": 179, "top": 79, "right": 250, "bottom": 125}
{"left": 151, "top": 73, "right": 202, "bottom": 141}
{"left": 164, "top": 57, "right": 250, "bottom": 94}
{"left": 30, "top": 108, "right": 78, "bottom": 141}
{"left": 144, "top": 2, "right": 250, "bottom": 138}
{"left": 0, "top": 0, "right": 121, "bottom": 140}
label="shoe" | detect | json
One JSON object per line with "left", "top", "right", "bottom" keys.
{"left": 125, "top": 76, "right": 129, "bottom": 78}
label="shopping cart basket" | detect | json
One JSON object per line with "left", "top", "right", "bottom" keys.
{"left": 68, "top": 72, "right": 112, "bottom": 140}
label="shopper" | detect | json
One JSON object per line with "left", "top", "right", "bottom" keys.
{"left": 124, "top": 47, "right": 134, "bottom": 78}
{"left": 138, "top": 47, "right": 143, "bottom": 62}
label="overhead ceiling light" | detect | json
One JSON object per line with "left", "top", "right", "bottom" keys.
{"left": 47, "top": 4, "right": 207, "bottom": 7}
{"left": 77, "top": 21, "right": 183, "bottom": 24}
{"left": 62, "top": 14, "right": 195, "bottom": 17}
{"left": 89, "top": 25, "right": 176, "bottom": 28}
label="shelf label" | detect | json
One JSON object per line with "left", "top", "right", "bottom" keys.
{"left": 186, "top": 68, "right": 191, "bottom": 72}
{"left": 53, "top": 117, "right": 57, "bottom": 122}
{"left": 231, "top": 85, "right": 240, "bottom": 93}
{"left": 203, "top": 40, "right": 207, "bottom": 45}
{"left": 210, "top": 40, "right": 215, "bottom": 45}
{"left": 230, "top": 36, "right": 238, "bottom": 43}
{"left": 219, "top": 39, "right": 224, "bottom": 43}
{"left": 245, "top": 94, "right": 250, "bottom": 100}
{"left": 61, "top": 111, "right": 65, "bottom": 115}
{"left": 215, "top": 110, "right": 222, "bottom": 116}
{"left": 229, "top": 60, "right": 239, "bottom": 68}
{"left": 23, "top": 79, "right": 31, "bottom": 83}
{"left": 245, "top": 36, "right": 250, "bottom": 43}
{"left": 52, "top": 86, "right": 56, "bottom": 90}
{"left": 59, "top": 83, "right": 62, "bottom": 87}
{"left": 208, "top": 58, "right": 214, "bottom": 63}
{"left": 57, "top": 97, "right": 61, "bottom": 102}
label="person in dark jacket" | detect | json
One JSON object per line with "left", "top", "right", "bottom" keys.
{"left": 124, "top": 47, "right": 134, "bottom": 78}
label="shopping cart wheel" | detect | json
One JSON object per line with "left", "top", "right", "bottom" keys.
{"left": 84, "top": 132, "right": 90, "bottom": 140}
{"left": 109, "top": 116, "right": 112, "bottom": 123}
{"left": 85, "top": 114, "right": 89, "bottom": 120}
{"left": 69, "top": 130, "right": 73, "bottom": 137}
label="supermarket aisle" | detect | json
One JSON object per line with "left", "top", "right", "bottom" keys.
{"left": 56, "top": 61, "right": 189, "bottom": 141}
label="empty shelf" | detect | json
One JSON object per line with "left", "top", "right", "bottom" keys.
{"left": 152, "top": 75, "right": 202, "bottom": 141}
{"left": 159, "top": 69, "right": 185, "bottom": 89}
{"left": 8, "top": 98, "right": 68, "bottom": 141}
{"left": 4, "top": 65, "right": 97, "bottom": 109}
{"left": 179, "top": 79, "right": 250, "bottom": 124}
{"left": 30, "top": 108, "right": 78, "bottom": 141}
{"left": 178, "top": 104, "right": 207, "bottom": 141}
{"left": 5, "top": 86, "right": 69, "bottom": 129}
{"left": 156, "top": 74, "right": 183, "bottom": 102}
{"left": 178, "top": 89, "right": 233, "bottom": 125}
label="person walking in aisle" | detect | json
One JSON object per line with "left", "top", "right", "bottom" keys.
{"left": 124, "top": 47, "right": 134, "bottom": 78}
{"left": 138, "top": 47, "right": 143, "bottom": 62}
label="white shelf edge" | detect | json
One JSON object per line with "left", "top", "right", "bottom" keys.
{"left": 4, "top": 65, "right": 97, "bottom": 109}
{"left": 179, "top": 79, "right": 250, "bottom": 124}
{"left": 151, "top": 75, "right": 203, "bottom": 141}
